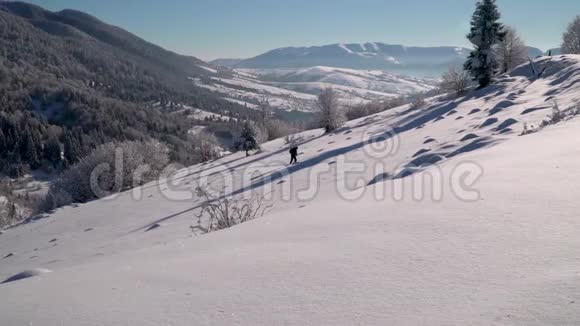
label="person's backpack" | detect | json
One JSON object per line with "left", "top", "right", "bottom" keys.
{"left": 289, "top": 147, "right": 298, "bottom": 155}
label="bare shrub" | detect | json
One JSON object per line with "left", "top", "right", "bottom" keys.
{"left": 0, "top": 179, "right": 44, "bottom": 228}
{"left": 562, "top": 15, "right": 580, "bottom": 54}
{"left": 495, "top": 26, "right": 529, "bottom": 73}
{"left": 258, "top": 96, "right": 272, "bottom": 126}
{"left": 0, "top": 196, "right": 23, "bottom": 228}
{"left": 284, "top": 134, "right": 297, "bottom": 144}
{"left": 347, "top": 97, "right": 405, "bottom": 120}
{"left": 46, "top": 140, "right": 169, "bottom": 209}
{"left": 409, "top": 92, "right": 427, "bottom": 109}
{"left": 316, "top": 88, "right": 345, "bottom": 132}
{"left": 520, "top": 122, "right": 538, "bottom": 136}
{"left": 543, "top": 101, "right": 565, "bottom": 126}
{"left": 529, "top": 101, "right": 580, "bottom": 133}
{"left": 439, "top": 65, "right": 471, "bottom": 97}
{"left": 191, "top": 186, "right": 272, "bottom": 234}
{"left": 190, "top": 131, "right": 221, "bottom": 162}
{"left": 265, "top": 119, "right": 299, "bottom": 141}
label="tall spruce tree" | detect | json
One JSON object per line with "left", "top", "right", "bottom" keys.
{"left": 464, "top": 0, "right": 506, "bottom": 88}
{"left": 0, "top": 129, "right": 6, "bottom": 153}
{"left": 63, "top": 130, "right": 81, "bottom": 165}
{"left": 44, "top": 137, "right": 63, "bottom": 169}
{"left": 20, "top": 128, "right": 40, "bottom": 169}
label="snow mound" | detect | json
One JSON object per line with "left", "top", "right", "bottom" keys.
{"left": 1, "top": 268, "right": 51, "bottom": 284}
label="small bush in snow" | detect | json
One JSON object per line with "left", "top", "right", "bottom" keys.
{"left": 439, "top": 65, "right": 471, "bottom": 97}
{"left": 520, "top": 123, "right": 538, "bottom": 136}
{"left": 529, "top": 101, "right": 580, "bottom": 133}
{"left": 45, "top": 141, "right": 169, "bottom": 209}
{"left": 0, "top": 199, "right": 20, "bottom": 228}
{"left": 191, "top": 186, "right": 271, "bottom": 234}
{"left": 265, "top": 119, "right": 299, "bottom": 141}
{"left": 345, "top": 97, "right": 405, "bottom": 120}
{"left": 409, "top": 93, "right": 427, "bottom": 109}
{"left": 316, "top": 88, "right": 345, "bottom": 132}
{"left": 547, "top": 101, "right": 564, "bottom": 125}
{"left": 190, "top": 132, "right": 221, "bottom": 162}
{"left": 284, "top": 134, "right": 297, "bottom": 145}
{"left": 0, "top": 180, "right": 44, "bottom": 228}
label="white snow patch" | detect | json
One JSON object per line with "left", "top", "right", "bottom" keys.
{"left": 198, "top": 65, "right": 218, "bottom": 74}
{"left": 338, "top": 43, "right": 354, "bottom": 54}
{"left": 384, "top": 56, "right": 401, "bottom": 64}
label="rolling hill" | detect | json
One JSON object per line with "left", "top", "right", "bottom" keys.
{"left": 193, "top": 66, "right": 438, "bottom": 112}
{"left": 2, "top": 55, "right": 580, "bottom": 325}
{"left": 0, "top": 1, "right": 253, "bottom": 173}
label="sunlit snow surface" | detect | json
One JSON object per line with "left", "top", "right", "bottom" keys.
{"left": 1, "top": 56, "right": 580, "bottom": 325}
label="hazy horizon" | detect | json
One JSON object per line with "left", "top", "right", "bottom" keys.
{"left": 20, "top": 0, "right": 580, "bottom": 61}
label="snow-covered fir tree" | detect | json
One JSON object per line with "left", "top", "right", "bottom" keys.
{"left": 239, "top": 121, "right": 260, "bottom": 156}
{"left": 464, "top": 0, "right": 506, "bottom": 88}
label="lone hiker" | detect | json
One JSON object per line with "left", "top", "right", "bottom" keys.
{"left": 289, "top": 146, "right": 298, "bottom": 164}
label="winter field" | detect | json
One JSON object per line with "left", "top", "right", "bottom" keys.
{"left": 193, "top": 66, "right": 437, "bottom": 111}
{"left": 1, "top": 55, "right": 580, "bottom": 325}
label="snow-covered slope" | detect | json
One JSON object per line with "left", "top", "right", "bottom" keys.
{"left": 193, "top": 66, "right": 436, "bottom": 111}
{"left": 244, "top": 66, "right": 436, "bottom": 97}
{"left": 2, "top": 55, "right": 580, "bottom": 325}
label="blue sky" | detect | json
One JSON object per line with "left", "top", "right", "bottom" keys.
{"left": 25, "top": 0, "right": 579, "bottom": 60}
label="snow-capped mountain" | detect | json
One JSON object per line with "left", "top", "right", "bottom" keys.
{"left": 213, "top": 43, "right": 548, "bottom": 77}
{"left": 2, "top": 55, "right": 580, "bottom": 325}
{"left": 213, "top": 43, "right": 470, "bottom": 77}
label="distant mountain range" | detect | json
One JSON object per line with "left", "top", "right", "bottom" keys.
{"left": 213, "top": 43, "right": 551, "bottom": 77}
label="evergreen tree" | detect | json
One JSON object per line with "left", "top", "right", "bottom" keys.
{"left": 464, "top": 0, "right": 506, "bottom": 88}
{"left": 239, "top": 121, "right": 259, "bottom": 157}
{"left": 63, "top": 130, "right": 81, "bottom": 165}
{"left": 7, "top": 202, "right": 17, "bottom": 221}
{"left": 19, "top": 128, "right": 40, "bottom": 169}
{"left": 44, "top": 137, "right": 63, "bottom": 168}
{"left": 0, "top": 129, "right": 5, "bottom": 153}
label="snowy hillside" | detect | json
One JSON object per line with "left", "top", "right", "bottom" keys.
{"left": 1, "top": 55, "right": 580, "bottom": 325}
{"left": 193, "top": 66, "right": 437, "bottom": 111}
{"left": 244, "top": 66, "right": 436, "bottom": 97}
